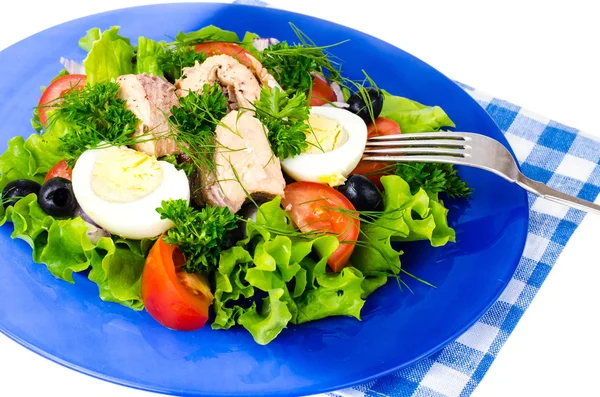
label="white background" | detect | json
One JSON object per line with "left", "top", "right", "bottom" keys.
{"left": 0, "top": 1, "right": 599, "bottom": 396}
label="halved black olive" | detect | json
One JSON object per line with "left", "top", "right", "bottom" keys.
{"left": 38, "top": 177, "right": 78, "bottom": 218}
{"left": 337, "top": 175, "right": 383, "bottom": 212}
{"left": 347, "top": 88, "right": 384, "bottom": 124}
{"left": 1, "top": 179, "right": 42, "bottom": 208}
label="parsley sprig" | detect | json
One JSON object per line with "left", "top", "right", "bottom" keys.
{"left": 51, "top": 82, "right": 140, "bottom": 165}
{"left": 157, "top": 199, "right": 241, "bottom": 273}
{"left": 252, "top": 86, "right": 310, "bottom": 159}
{"left": 159, "top": 47, "right": 207, "bottom": 83}
{"left": 395, "top": 162, "right": 473, "bottom": 199}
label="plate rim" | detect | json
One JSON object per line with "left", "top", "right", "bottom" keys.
{"left": 0, "top": 2, "right": 530, "bottom": 396}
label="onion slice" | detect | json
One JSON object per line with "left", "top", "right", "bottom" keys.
{"left": 330, "top": 81, "right": 344, "bottom": 102}
{"left": 60, "top": 57, "right": 85, "bottom": 75}
{"left": 252, "top": 37, "right": 280, "bottom": 52}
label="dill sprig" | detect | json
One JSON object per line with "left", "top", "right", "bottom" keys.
{"left": 167, "top": 83, "right": 228, "bottom": 173}
{"left": 157, "top": 199, "right": 241, "bottom": 273}
{"left": 252, "top": 86, "right": 310, "bottom": 159}
{"left": 50, "top": 82, "right": 141, "bottom": 165}
{"left": 395, "top": 162, "right": 473, "bottom": 199}
{"left": 159, "top": 46, "right": 208, "bottom": 83}
{"left": 260, "top": 23, "right": 346, "bottom": 96}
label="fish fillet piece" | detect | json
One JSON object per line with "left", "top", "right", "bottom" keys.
{"left": 200, "top": 110, "right": 285, "bottom": 213}
{"left": 116, "top": 74, "right": 180, "bottom": 157}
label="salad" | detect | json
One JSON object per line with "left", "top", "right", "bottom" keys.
{"left": 0, "top": 24, "right": 471, "bottom": 345}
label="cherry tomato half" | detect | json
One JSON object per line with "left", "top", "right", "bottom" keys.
{"left": 44, "top": 159, "right": 72, "bottom": 183}
{"left": 37, "top": 74, "right": 86, "bottom": 127}
{"left": 367, "top": 117, "right": 401, "bottom": 138}
{"left": 141, "top": 236, "right": 213, "bottom": 331}
{"left": 281, "top": 182, "right": 359, "bottom": 272}
{"left": 194, "top": 42, "right": 254, "bottom": 68}
{"left": 309, "top": 75, "right": 337, "bottom": 106}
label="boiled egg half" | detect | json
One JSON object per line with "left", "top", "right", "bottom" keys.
{"left": 281, "top": 106, "right": 367, "bottom": 186}
{"left": 72, "top": 146, "right": 190, "bottom": 240}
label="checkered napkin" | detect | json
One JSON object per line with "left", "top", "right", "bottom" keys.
{"left": 310, "top": 84, "right": 600, "bottom": 397}
{"left": 236, "top": 1, "right": 600, "bottom": 395}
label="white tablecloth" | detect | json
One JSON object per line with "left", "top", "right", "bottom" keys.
{"left": 0, "top": 1, "right": 598, "bottom": 396}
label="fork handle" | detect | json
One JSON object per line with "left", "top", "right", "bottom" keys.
{"left": 516, "top": 174, "right": 600, "bottom": 215}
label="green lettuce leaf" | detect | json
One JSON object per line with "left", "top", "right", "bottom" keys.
{"left": 238, "top": 288, "right": 293, "bottom": 345}
{"left": 212, "top": 246, "right": 254, "bottom": 329}
{"left": 175, "top": 25, "right": 240, "bottom": 46}
{"left": 352, "top": 175, "right": 455, "bottom": 277}
{"left": 0, "top": 118, "right": 69, "bottom": 218}
{"left": 2, "top": 193, "right": 149, "bottom": 310}
{"left": 83, "top": 26, "right": 134, "bottom": 85}
{"left": 380, "top": 91, "right": 455, "bottom": 133}
{"left": 135, "top": 36, "right": 165, "bottom": 76}
{"left": 78, "top": 27, "right": 102, "bottom": 52}
{"left": 295, "top": 266, "right": 365, "bottom": 324}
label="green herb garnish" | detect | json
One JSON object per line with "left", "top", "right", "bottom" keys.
{"left": 157, "top": 199, "right": 241, "bottom": 273}
{"left": 252, "top": 86, "right": 310, "bottom": 159}
{"left": 159, "top": 47, "right": 208, "bottom": 82}
{"left": 167, "top": 83, "right": 228, "bottom": 172}
{"left": 395, "top": 162, "right": 473, "bottom": 199}
{"left": 260, "top": 23, "right": 345, "bottom": 96}
{"left": 51, "top": 81, "right": 140, "bottom": 165}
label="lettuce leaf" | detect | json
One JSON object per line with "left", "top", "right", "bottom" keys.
{"left": 1, "top": 194, "right": 148, "bottom": 309}
{"left": 352, "top": 175, "right": 455, "bottom": 278}
{"left": 380, "top": 91, "right": 455, "bottom": 133}
{"left": 78, "top": 27, "right": 102, "bottom": 52}
{"left": 212, "top": 198, "right": 366, "bottom": 345}
{"left": 135, "top": 36, "right": 165, "bottom": 76}
{"left": 175, "top": 25, "right": 240, "bottom": 46}
{"left": 82, "top": 26, "right": 134, "bottom": 85}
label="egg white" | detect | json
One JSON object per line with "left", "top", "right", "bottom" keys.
{"left": 72, "top": 147, "right": 190, "bottom": 240}
{"left": 281, "top": 106, "right": 368, "bottom": 186}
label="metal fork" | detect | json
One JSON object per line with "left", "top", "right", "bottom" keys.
{"left": 363, "top": 132, "right": 600, "bottom": 215}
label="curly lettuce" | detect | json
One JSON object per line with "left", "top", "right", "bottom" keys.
{"left": 135, "top": 37, "right": 165, "bottom": 76}
{"left": 82, "top": 26, "right": 134, "bottom": 85}
{"left": 379, "top": 91, "right": 455, "bottom": 134}
{"left": 351, "top": 175, "right": 455, "bottom": 291}
{"left": 212, "top": 198, "right": 366, "bottom": 345}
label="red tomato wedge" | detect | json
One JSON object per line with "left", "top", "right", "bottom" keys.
{"left": 367, "top": 117, "right": 401, "bottom": 138}
{"left": 194, "top": 42, "right": 253, "bottom": 68}
{"left": 141, "top": 236, "right": 213, "bottom": 331}
{"left": 351, "top": 117, "right": 400, "bottom": 188}
{"left": 282, "top": 182, "right": 359, "bottom": 272}
{"left": 44, "top": 159, "right": 72, "bottom": 182}
{"left": 309, "top": 75, "right": 337, "bottom": 106}
{"left": 351, "top": 161, "right": 394, "bottom": 190}
{"left": 37, "top": 74, "right": 86, "bottom": 127}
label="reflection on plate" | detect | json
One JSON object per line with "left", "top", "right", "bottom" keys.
{"left": 0, "top": 3, "right": 528, "bottom": 396}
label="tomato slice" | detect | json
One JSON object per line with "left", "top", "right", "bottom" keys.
{"left": 37, "top": 74, "right": 86, "bottom": 127}
{"left": 141, "top": 236, "right": 213, "bottom": 331}
{"left": 194, "top": 42, "right": 253, "bottom": 68}
{"left": 281, "top": 182, "right": 359, "bottom": 272}
{"left": 351, "top": 118, "right": 400, "bottom": 188}
{"left": 351, "top": 161, "right": 394, "bottom": 190}
{"left": 367, "top": 117, "right": 401, "bottom": 138}
{"left": 44, "top": 159, "right": 72, "bottom": 183}
{"left": 309, "top": 75, "right": 337, "bottom": 106}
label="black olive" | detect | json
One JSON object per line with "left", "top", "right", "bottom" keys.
{"left": 347, "top": 88, "right": 384, "bottom": 124}
{"left": 1, "top": 179, "right": 42, "bottom": 208}
{"left": 38, "top": 177, "right": 78, "bottom": 218}
{"left": 338, "top": 175, "right": 383, "bottom": 212}
{"left": 224, "top": 204, "right": 259, "bottom": 247}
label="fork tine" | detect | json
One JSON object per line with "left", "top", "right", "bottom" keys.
{"left": 366, "top": 139, "right": 469, "bottom": 148}
{"left": 363, "top": 147, "right": 469, "bottom": 156}
{"left": 362, "top": 155, "right": 469, "bottom": 165}
{"left": 368, "top": 132, "right": 471, "bottom": 141}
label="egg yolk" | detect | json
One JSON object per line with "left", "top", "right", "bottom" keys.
{"left": 304, "top": 114, "right": 349, "bottom": 154}
{"left": 91, "top": 146, "right": 164, "bottom": 203}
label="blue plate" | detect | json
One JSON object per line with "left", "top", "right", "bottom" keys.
{"left": 0, "top": 3, "right": 529, "bottom": 396}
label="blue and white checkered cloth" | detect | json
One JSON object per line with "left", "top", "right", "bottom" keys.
{"left": 238, "top": 1, "right": 600, "bottom": 395}
{"left": 310, "top": 83, "right": 600, "bottom": 397}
